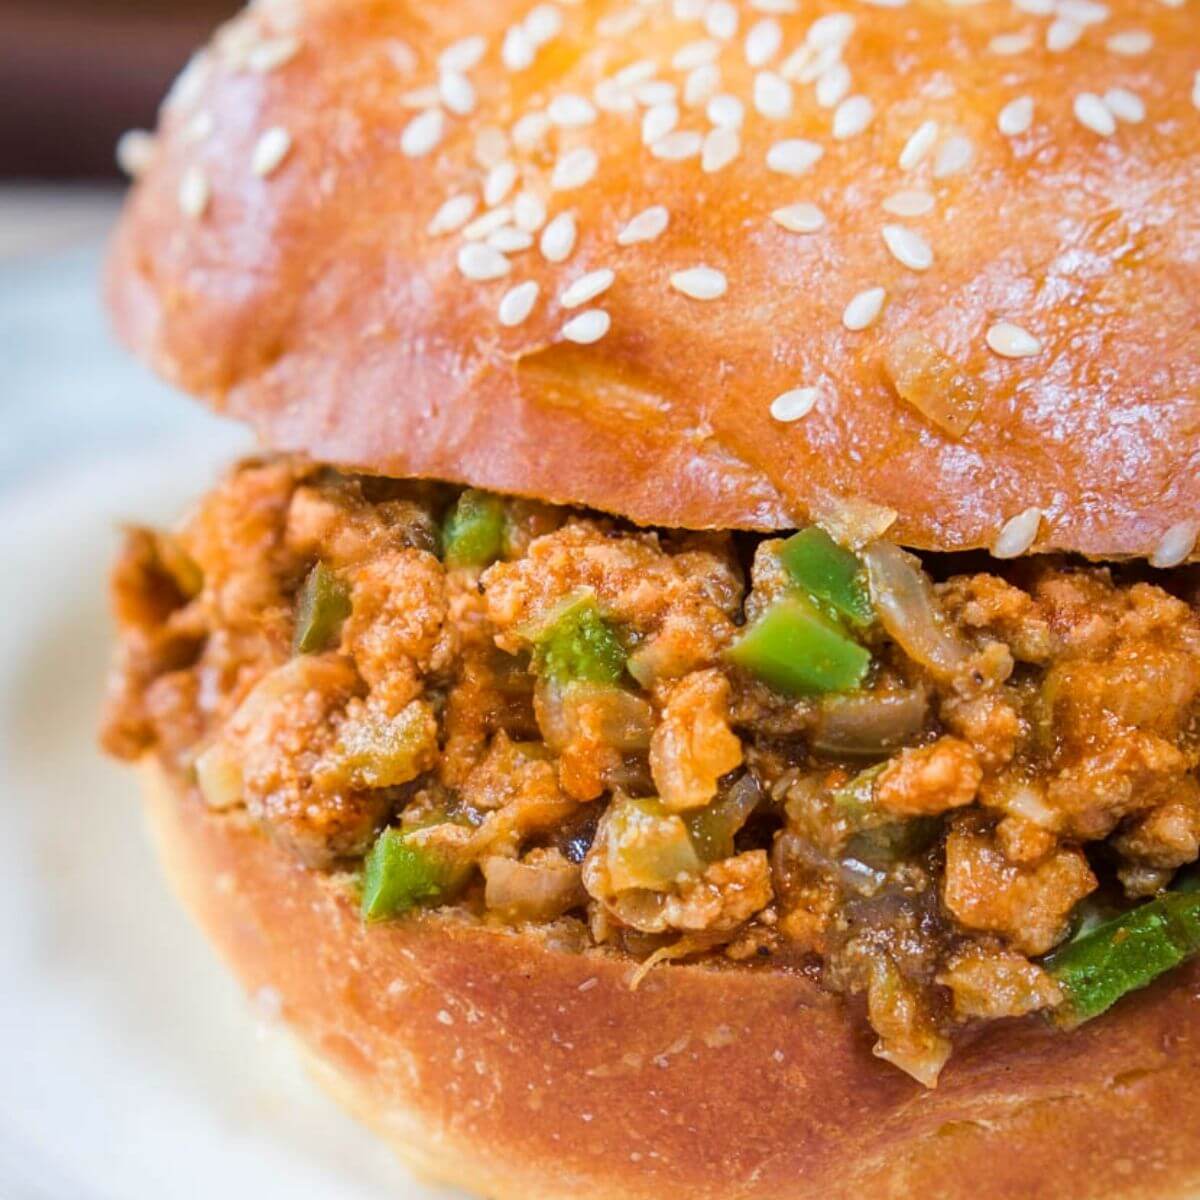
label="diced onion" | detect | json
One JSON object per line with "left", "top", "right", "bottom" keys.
{"left": 883, "top": 329, "right": 982, "bottom": 438}
{"left": 863, "top": 543, "right": 972, "bottom": 678}
{"left": 811, "top": 688, "right": 929, "bottom": 757}
{"left": 482, "top": 856, "right": 587, "bottom": 920}
{"left": 195, "top": 740, "right": 242, "bottom": 810}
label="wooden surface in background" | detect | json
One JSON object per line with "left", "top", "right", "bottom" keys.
{"left": 0, "top": 0, "right": 240, "bottom": 178}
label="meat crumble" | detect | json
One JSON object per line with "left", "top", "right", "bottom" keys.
{"left": 102, "top": 458, "right": 1200, "bottom": 1085}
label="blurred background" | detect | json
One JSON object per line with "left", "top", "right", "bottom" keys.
{"left": 2, "top": 0, "right": 239, "bottom": 179}
{"left": 0, "top": 0, "right": 239, "bottom": 263}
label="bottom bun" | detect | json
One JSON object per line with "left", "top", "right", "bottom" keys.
{"left": 142, "top": 760, "right": 1200, "bottom": 1200}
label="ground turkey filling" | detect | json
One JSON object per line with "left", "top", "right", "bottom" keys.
{"left": 102, "top": 458, "right": 1200, "bottom": 1086}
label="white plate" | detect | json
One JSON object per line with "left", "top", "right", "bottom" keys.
{"left": 0, "top": 437, "right": 463, "bottom": 1200}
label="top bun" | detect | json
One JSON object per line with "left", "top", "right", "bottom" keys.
{"left": 106, "top": 0, "right": 1200, "bottom": 559}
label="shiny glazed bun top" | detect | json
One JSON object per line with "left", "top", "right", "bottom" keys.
{"left": 107, "top": 0, "right": 1200, "bottom": 559}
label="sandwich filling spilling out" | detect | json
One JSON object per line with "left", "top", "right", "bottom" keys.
{"left": 103, "top": 457, "right": 1200, "bottom": 1087}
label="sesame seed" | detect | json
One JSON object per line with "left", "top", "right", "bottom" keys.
{"left": 561, "top": 308, "right": 611, "bottom": 344}
{"left": 780, "top": 45, "right": 821, "bottom": 83}
{"left": 1150, "top": 520, "right": 1200, "bottom": 569}
{"left": 502, "top": 24, "right": 535, "bottom": 71}
{"left": 642, "top": 103, "right": 679, "bottom": 145}
{"left": 247, "top": 35, "right": 300, "bottom": 73}
{"left": 1013, "top": 0, "right": 1054, "bottom": 13}
{"left": 807, "top": 13, "right": 855, "bottom": 49}
{"left": 705, "top": 1, "right": 738, "bottom": 41}
{"left": 1046, "top": 18, "right": 1083, "bottom": 51}
{"left": 473, "top": 126, "right": 510, "bottom": 169}
{"left": 673, "top": 40, "right": 721, "bottom": 70}
{"left": 438, "top": 35, "right": 486, "bottom": 74}
{"left": 992, "top": 508, "right": 1043, "bottom": 559}
{"left": 771, "top": 202, "right": 826, "bottom": 232}
{"left": 1103, "top": 87, "right": 1145, "bottom": 124}
{"left": 833, "top": 95, "right": 874, "bottom": 140}
{"left": 815, "top": 63, "right": 852, "bottom": 109}
{"left": 593, "top": 78, "right": 636, "bottom": 114}
{"left": 561, "top": 268, "right": 615, "bottom": 308}
{"left": 513, "top": 191, "right": 547, "bottom": 232}
{"left": 1194, "top": 71, "right": 1200, "bottom": 111}
{"left": 484, "top": 161, "right": 518, "bottom": 207}
{"left": 1074, "top": 92, "right": 1116, "bottom": 136}
{"left": 745, "top": 18, "right": 783, "bottom": 66}
{"left": 882, "top": 189, "right": 934, "bottom": 217}
{"left": 551, "top": 146, "right": 598, "bottom": 190}
{"left": 651, "top": 130, "right": 704, "bottom": 160}
{"left": 165, "top": 52, "right": 209, "bottom": 110}
{"left": 986, "top": 322, "right": 1042, "bottom": 358}
{"left": 633, "top": 80, "right": 678, "bottom": 108}
{"left": 540, "top": 211, "right": 577, "bottom": 262}
{"left": 178, "top": 165, "right": 210, "bottom": 218}
{"left": 427, "top": 192, "right": 477, "bottom": 236}
{"left": 548, "top": 93, "right": 597, "bottom": 128}
{"left": 769, "top": 387, "right": 819, "bottom": 422}
{"left": 524, "top": 3, "right": 563, "bottom": 45}
{"left": 670, "top": 266, "right": 727, "bottom": 300}
{"left": 401, "top": 108, "right": 445, "bottom": 157}
{"left": 462, "top": 206, "right": 514, "bottom": 241}
{"left": 439, "top": 70, "right": 476, "bottom": 116}
{"left": 488, "top": 226, "right": 534, "bottom": 253}
{"left": 184, "top": 110, "right": 215, "bottom": 143}
{"left": 1105, "top": 30, "right": 1152, "bottom": 55}
{"left": 684, "top": 64, "right": 721, "bottom": 107}
{"left": 512, "top": 111, "right": 551, "bottom": 150}
{"left": 617, "top": 205, "right": 670, "bottom": 245}
{"left": 933, "top": 135, "right": 974, "bottom": 178}
{"left": 674, "top": 0, "right": 706, "bottom": 16}
{"left": 899, "top": 120, "right": 938, "bottom": 170}
{"left": 702, "top": 127, "right": 740, "bottom": 172}
{"left": 707, "top": 94, "right": 745, "bottom": 128}
{"left": 615, "top": 59, "right": 659, "bottom": 87}
{"left": 1059, "top": 0, "right": 1109, "bottom": 25}
{"left": 457, "top": 243, "right": 511, "bottom": 281}
{"left": 400, "top": 86, "right": 441, "bottom": 110}
{"left": 115, "top": 129, "right": 155, "bottom": 177}
{"left": 754, "top": 71, "right": 793, "bottom": 119}
{"left": 751, "top": 0, "right": 798, "bottom": 10}
{"left": 767, "top": 139, "right": 825, "bottom": 176}
{"left": 251, "top": 126, "right": 292, "bottom": 177}
{"left": 989, "top": 31, "right": 1034, "bottom": 55}
{"left": 882, "top": 225, "right": 933, "bottom": 271}
{"left": 842, "top": 287, "right": 887, "bottom": 331}
{"left": 998, "top": 96, "right": 1035, "bottom": 137}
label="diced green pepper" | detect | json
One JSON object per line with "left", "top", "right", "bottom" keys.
{"left": 831, "top": 764, "right": 938, "bottom": 864}
{"left": 606, "top": 797, "right": 702, "bottom": 891}
{"left": 727, "top": 595, "right": 870, "bottom": 696}
{"left": 685, "top": 776, "right": 760, "bottom": 861}
{"left": 1045, "top": 891, "right": 1200, "bottom": 1029}
{"left": 831, "top": 763, "right": 886, "bottom": 822}
{"left": 331, "top": 702, "right": 437, "bottom": 790}
{"left": 442, "top": 489, "right": 506, "bottom": 569}
{"left": 533, "top": 596, "right": 626, "bottom": 686}
{"left": 779, "top": 527, "right": 873, "bottom": 628}
{"left": 293, "top": 562, "right": 351, "bottom": 654}
{"left": 361, "top": 827, "right": 467, "bottom": 921}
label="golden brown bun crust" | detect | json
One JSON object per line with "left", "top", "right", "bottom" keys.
{"left": 144, "top": 759, "right": 1200, "bottom": 1200}
{"left": 106, "top": 0, "right": 1200, "bottom": 557}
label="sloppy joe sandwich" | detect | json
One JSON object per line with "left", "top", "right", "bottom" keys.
{"left": 102, "top": 1, "right": 1200, "bottom": 1196}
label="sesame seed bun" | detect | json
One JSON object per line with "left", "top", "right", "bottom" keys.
{"left": 143, "top": 756, "right": 1200, "bottom": 1199}
{"left": 105, "top": 0, "right": 1200, "bottom": 559}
